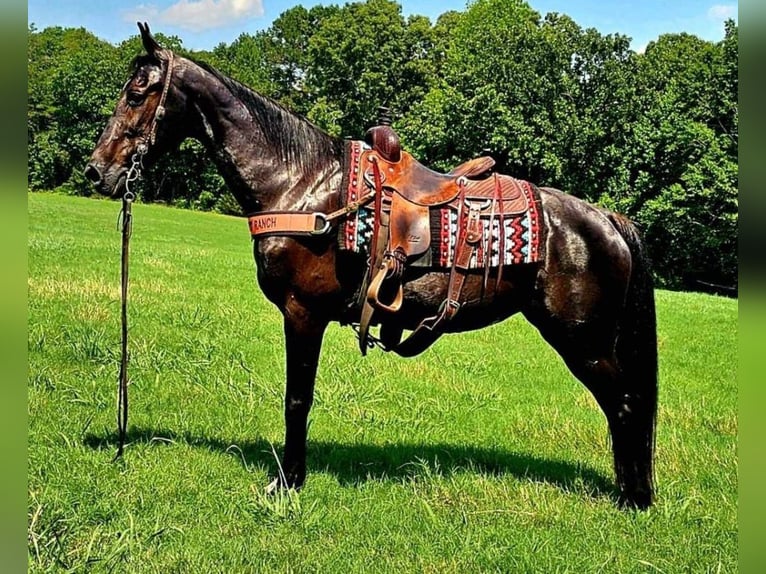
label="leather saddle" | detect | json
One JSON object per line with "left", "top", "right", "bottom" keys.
{"left": 357, "top": 108, "right": 530, "bottom": 356}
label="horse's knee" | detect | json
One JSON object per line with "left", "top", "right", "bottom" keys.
{"left": 561, "top": 355, "right": 620, "bottom": 403}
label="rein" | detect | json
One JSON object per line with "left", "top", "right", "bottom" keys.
{"left": 112, "top": 52, "right": 174, "bottom": 459}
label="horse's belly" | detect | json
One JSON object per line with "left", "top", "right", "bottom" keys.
{"left": 397, "top": 267, "right": 537, "bottom": 332}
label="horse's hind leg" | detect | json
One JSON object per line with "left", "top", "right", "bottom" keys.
{"left": 522, "top": 307, "right": 656, "bottom": 508}
{"left": 560, "top": 352, "right": 656, "bottom": 509}
{"left": 523, "top": 271, "right": 657, "bottom": 508}
{"left": 522, "top": 193, "right": 658, "bottom": 508}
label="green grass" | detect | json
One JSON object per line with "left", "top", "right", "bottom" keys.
{"left": 28, "top": 192, "right": 737, "bottom": 573}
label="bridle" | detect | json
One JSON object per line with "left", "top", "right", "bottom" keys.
{"left": 125, "top": 50, "right": 175, "bottom": 188}
{"left": 114, "top": 50, "right": 175, "bottom": 459}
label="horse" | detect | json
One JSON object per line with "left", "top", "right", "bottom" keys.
{"left": 86, "top": 23, "right": 658, "bottom": 509}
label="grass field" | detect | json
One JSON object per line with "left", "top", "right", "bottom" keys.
{"left": 28, "top": 192, "right": 737, "bottom": 573}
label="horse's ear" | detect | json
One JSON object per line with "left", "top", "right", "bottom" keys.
{"left": 137, "top": 21, "right": 162, "bottom": 56}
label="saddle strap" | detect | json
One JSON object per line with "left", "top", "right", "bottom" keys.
{"left": 367, "top": 156, "right": 385, "bottom": 279}
{"left": 482, "top": 175, "right": 499, "bottom": 292}
{"left": 358, "top": 157, "right": 388, "bottom": 354}
{"left": 248, "top": 212, "right": 330, "bottom": 237}
{"left": 391, "top": 256, "right": 474, "bottom": 357}
{"left": 495, "top": 174, "right": 505, "bottom": 291}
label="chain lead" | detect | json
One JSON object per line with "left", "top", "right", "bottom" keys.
{"left": 114, "top": 145, "right": 145, "bottom": 460}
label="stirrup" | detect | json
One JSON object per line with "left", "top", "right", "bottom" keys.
{"left": 366, "top": 263, "right": 404, "bottom": 313}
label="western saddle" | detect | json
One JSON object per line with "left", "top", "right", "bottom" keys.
{"left": 356, "top": 108, "right": 530, "bottom": 357}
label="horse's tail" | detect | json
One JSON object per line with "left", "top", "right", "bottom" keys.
{"left": 607, "top": 212, "right": 659, "bottom": 509}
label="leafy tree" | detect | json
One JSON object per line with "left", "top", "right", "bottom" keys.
{"left": 28, "top": 27, "right": 123, "bottom": 193}
{"left": 551, "top": 24, "right": 640, "bottom": 204}
{"left": 211, "top": 33, "right": 275, "bottom": 95}
{"left": 627, "top": 29, "right": 738, "bottom": 288}
{"left": 400, "top": 0, "right": 573, "bottom": 176}
{"left": 713, "top": 20, "right": 738, "bottom": 153}
{"left": 257, "top": 5, "right": 340, "bottom": 114}
{"left": 305, "top": 0, "right": 438, "bottom": 136}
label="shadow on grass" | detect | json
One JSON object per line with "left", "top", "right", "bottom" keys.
{"left": 84, "top": 427, "right": 618, "bottom": 503}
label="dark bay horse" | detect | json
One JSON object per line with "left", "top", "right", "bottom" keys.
{"left": 86, "top": 24, "right": 658, "bottom": 509}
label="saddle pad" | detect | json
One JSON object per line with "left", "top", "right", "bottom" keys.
{"left": 339, "top": 176, "right": 542, "bottom": 269}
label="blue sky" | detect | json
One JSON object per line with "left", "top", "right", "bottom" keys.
{"left": 27, "top": 0, "right": 738, "bottom": 53}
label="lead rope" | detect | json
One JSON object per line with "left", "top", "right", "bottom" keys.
{"left": 114, "top": 150, "right": 143, "bottom": 460}
{"left": 112, "top": 52, "right": 173, "bottom": 460}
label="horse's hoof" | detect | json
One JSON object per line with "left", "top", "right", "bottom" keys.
{"left": 264, "top": 473, "right": 304, "bottom": 495}
{"left": 618, "top": 490, "right": 653, "bottom": 510}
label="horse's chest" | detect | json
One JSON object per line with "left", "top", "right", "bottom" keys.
{"left": 254, "top": 236, "right": 290, "bottom": 272}
{"left": 252, "top": 236, "right": 339, "bottom": 305}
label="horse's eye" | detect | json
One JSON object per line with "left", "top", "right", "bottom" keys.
{"left": 124, "top": 127, "right": 143, "bottom": 139}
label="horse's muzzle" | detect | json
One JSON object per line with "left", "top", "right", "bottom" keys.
{"left": 85, "top": 163, "right": 127, "bottom": 198}
{"left": 84, "top": 163, "right": 103, "bottom": 186}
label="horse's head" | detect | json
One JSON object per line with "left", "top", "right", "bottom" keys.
{"left": 85, "top": 23, "right": 184, "bottom": 197}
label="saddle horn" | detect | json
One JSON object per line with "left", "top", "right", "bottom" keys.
{"left": 365, "top": 106, "right": 401, "bottom": 163}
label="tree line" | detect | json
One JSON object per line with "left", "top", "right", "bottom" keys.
{"left": 27, "top": 0, "right": 738, "bottom": 290}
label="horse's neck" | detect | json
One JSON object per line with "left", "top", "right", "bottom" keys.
{"left": 180, "top": 60, "right": 343, "bottom": 214}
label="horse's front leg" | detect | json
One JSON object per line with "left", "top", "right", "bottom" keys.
{"left": 267, "top": 305, "right": 327, "bottom": 493}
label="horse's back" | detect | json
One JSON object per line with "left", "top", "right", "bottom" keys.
{"left": 535, "top": 186, "right": 634, "bottom": 275}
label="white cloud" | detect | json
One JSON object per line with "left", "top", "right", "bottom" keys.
{"left": 707, "top": 4, "right": 737, "bottom": 21}
{"left": 124, "top": 0, "right": 264, "bottom": 32}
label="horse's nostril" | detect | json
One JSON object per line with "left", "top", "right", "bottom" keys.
{"left": 84, "top": 164, "right": 102, "bottom": 185}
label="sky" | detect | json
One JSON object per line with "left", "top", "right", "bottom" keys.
{"left": 27, "top": 0, "right": 738, "bottom": 53}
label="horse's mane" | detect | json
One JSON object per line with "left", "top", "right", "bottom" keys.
{"left": 192, "top": 59, "right": 344, "bottom": 174}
